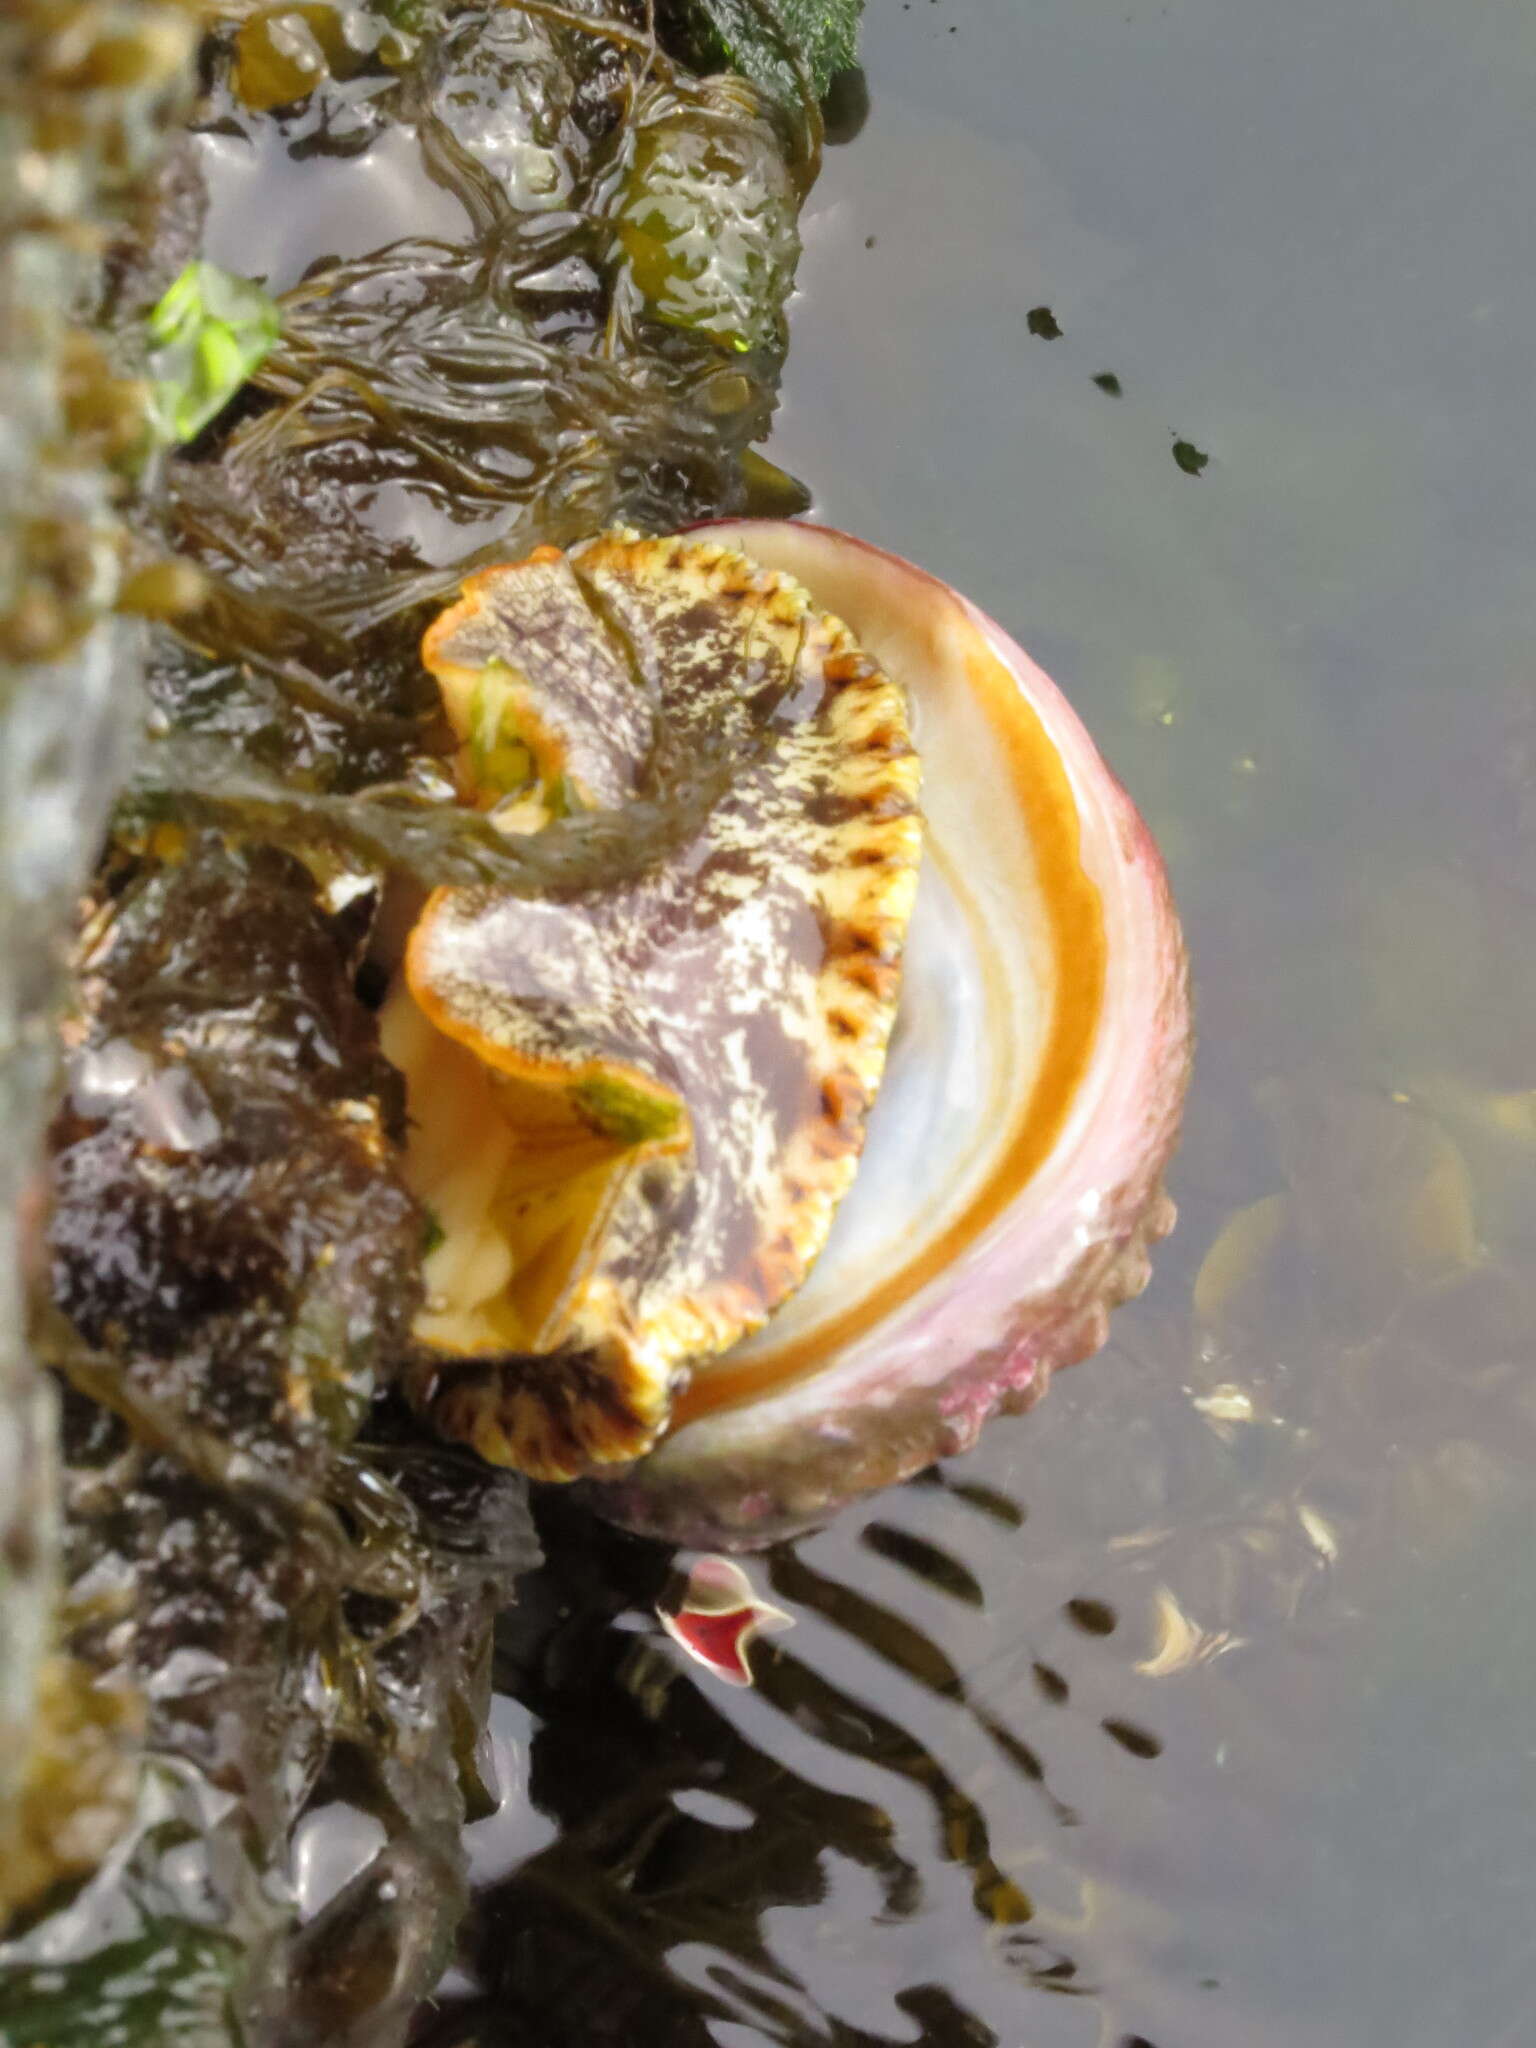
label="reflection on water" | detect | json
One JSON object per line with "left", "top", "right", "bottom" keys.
{"left": 417, "top": 0, "right": 1536, "bottom": 2041}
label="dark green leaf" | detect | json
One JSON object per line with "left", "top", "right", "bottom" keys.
{"left": 1027, "top": 304, "right": 1063, "bottom": 339}
{"left": 671, "top": 0, "right": 864, "bottom": 105}
{"left": 1172, "top": 437, "right": 1211, "bottom": 476}
{"left": 777, "top": 0, "right": 862, "bottom": 91}
{"left": 146, "top": 262, "right": 281, "bottom": 446}
{"left": 0, "top": 1921, "right": 245, "bottom": 2048}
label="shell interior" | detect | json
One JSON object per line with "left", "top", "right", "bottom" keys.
{"left": 670, "top": 520, "right": 1107, "bottom": 1424}
{"left": 579, "top": 519, "right": 1189, "bottom": 1549}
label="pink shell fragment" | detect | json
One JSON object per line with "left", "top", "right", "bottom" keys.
{"left": 657, "top": 1556, "right": 793, "bottom": 1688}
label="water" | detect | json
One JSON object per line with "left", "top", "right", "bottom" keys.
{"left": 421, "top": 2, "right": 1536, "bottom": 2043}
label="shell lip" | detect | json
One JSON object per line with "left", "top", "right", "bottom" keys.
{"left": 579, "top": 518, "right": 1192, "bottom": 1547}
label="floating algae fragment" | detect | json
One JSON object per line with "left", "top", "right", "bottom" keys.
{"left": 0, "top": 1917, "right": 245, "bottom": 2048}
{"left": 146, "top": 261, "right": 281, "bottom": 446}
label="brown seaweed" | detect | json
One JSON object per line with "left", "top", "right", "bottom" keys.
{"left": 1, "top": 0, "right": 819, "bottom": 2035}
{"left": 17, "top": 837, "right": 539, "bottom": 2039}
{"left": 0, "top": 0, "right": 199, "bottom": 1936}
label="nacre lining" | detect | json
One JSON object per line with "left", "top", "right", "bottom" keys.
{"left": 669, "top": 526, "right": 1107, "bottom": 1423}
{"left": 585, "top": 520, "right": 1189, "bottom": 1548}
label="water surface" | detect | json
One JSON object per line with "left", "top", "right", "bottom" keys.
{"left": 424, "top": 3, "right": 1536, "bottom": 2043}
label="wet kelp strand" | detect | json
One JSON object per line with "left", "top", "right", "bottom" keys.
{"left": 1, "top": 0, "right": 837, "bottom": 2040}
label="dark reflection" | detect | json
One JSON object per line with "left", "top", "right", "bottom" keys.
{"left": 1171, "top": 438, "right": 1210, "bottom": 476}
{"left": 1101, "top": 1719, "right": 1164, "bottom": 1761}
{"left": 913, "top": 1466, "right": 1028, "bottom": 1528}
{"left": 429, "top": 1498, "right": 929, "bottom": 2042}
{"left": 895, "top": 1986, "right": 1000, "bottom": 2045}
{"left": 427, "top": 1481, "right": 1137, "bottom": 2045}
{"left": 860, "top": 1520, "right": 986, "bottom": 1604}
{"left": 821, "top": 65, "right": 871, "bottom": 146}
{"left": 769, "top": 1548, "right": 1078, "bottom": 1826}
{"left": 1031, "top": 1661, "right": 1070, "bottom": 1704}
{"left": 1064, "top": 1596, "right": 1118, "bottom": 1636}
{"left": 771, "top": 1547, "right": 958, "bottom": 1692}
{"left": 735, "top": 1622, "right": 1037, "bottom": 1938}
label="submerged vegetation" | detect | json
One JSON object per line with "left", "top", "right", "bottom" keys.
{"left": 1, "top": 0, "right": 860, "bottom": 2038}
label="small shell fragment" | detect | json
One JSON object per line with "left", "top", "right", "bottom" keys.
{"left": 658, "top": 1555, "right": 793, "bottom": 1688}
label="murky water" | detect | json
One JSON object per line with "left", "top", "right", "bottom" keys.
{"left": 417, "top": 2, "right": 1536, "bottom": 2043}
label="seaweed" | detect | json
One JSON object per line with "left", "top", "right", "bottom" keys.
{"left": 3, "top": 833, "right": 533, "bottom": 2038}
{"left": 121, "top": 723, "right": 776, "bottom": 893}
{"left": 127, "top": 1, "right": 806, "bottom": 816}
{"left": 661, "top": 0, "right": 860, "bottom": 108}
{"left": 2, "top": 0, "right": 828, "bottom": 2033}
{"left": 49, "top": 840, "right": 418, "bottom": 1475}
{"left": 0, "top": 0, "right": 199, "bottom": 1934}
{"left": 5, "top": 1386, "right": 540, "bottom": 2046}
